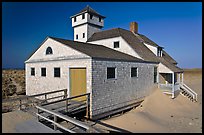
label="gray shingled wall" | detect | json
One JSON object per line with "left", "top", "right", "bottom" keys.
{"left": 91, "top": 59, "right": 157, "bottom": 118}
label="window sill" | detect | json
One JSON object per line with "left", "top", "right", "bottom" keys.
{"left": 107, "top": 78, "right": 117, "bottom": 80}
{"left": 131, "top": 76, "right": 138, "bottom": 78}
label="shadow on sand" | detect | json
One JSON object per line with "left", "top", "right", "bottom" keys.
{"left": 90, "top": 120, "right": 131, "bottom": 133}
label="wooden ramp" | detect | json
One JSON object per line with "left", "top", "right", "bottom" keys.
{"left": 15, "top": 119, "right": 62, "bottom": 133}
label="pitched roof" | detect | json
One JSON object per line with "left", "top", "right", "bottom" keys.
{"left": 70, "top": 5, "right": 105, "bottom": 18}
{"left": 137, "top": 34, "right": 159, "bottom": 47}
{"left": 162, "top": 50, "right": 178, "bottom": 64}
{"left": 87, "top": 28, "right": 182, "bottom": 72}
{"left": 49, "top": 37, "right": 155, "bottom": 63}
{"left": 138, "top": 34, "right": 177, "bottom": 64}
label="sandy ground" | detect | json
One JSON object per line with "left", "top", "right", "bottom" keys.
{"left": 2, "top": 69, "right": 202, "bottom": 133}
{"left": 100, "top": 69, "right": 202, "bottom": 133}
{"left": 2, "top": 110, "right": 35, "bottom": 133}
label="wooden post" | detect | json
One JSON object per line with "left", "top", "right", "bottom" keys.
{"left": 181, "top": 73, "right": 184, "bottom": 86}
{"left": 157, "top": 72, "right": 160, "bottom": 88}
{"left": 64, "top": 89, "right": 68, "bottom": 113}
{"left": 64, "top": 89, "right": 67, "bottom": 99}
{"left": 54, "top": 115, "right": 57, "bottom": 131}
{"left": 178, "top": 73, "right": 180, "bottom": 84}
{"left": 19, "top": 99, "right": 22, "bottom": 110}
{"left": 172, "top": 72, "right": 175, "bottom": 99}
{"left": 45, "top": 94, "right": 47, "bottom": 103}
{"left": 66, "top": 100, "right": 68, "bottom": 113}
{"left": 37, "top": 108, "right": 40, "bottom": 122}
{"left": 86, "top": 93, "right": 90, "bottom": 119}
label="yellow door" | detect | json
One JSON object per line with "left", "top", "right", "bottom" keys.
{"left": 70, "top": 68, "right": 86, "bottom": 101}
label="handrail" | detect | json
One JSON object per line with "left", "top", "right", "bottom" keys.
{"left": 36, "top": 105, "right": 90, "bottom": 132}
{"left": 2, "top": 89, "right": 68, "bottom": 111}
{"left": 36, "top": 113, "right": 76, "bottom": 133}
{"left": 180, "top": 84, "right": 195, "bottom": 100}
{"left": 183, "top": 84, "right": 197, "bottom": 97}
{"left": 183, "top": 83, "right": 197, "bottom": 101}
{"left": 41, "top": 93, "right": 90, "bottom": 106}
{"left": 3, "top": 89, "right": 67, "bottom": 103}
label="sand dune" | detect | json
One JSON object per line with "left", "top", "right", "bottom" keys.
{"left": 101, "top": 69, "right": 202, "bottom": 133}
{"left": 2, "top": 69, "right": 202, "bottom": 133}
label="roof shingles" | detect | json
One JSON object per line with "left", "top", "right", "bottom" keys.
{"left": 87, "top": 28, "right": 183, "bottom": 72}
{"left": 49, "top": 37, "right": 155, "bottom": 63}
{"left": 71, "top": 5, "right": 105, "bottom": 18}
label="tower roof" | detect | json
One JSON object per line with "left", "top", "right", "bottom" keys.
{"left": 70, "top": 5, "right": 105, "bottom": 18}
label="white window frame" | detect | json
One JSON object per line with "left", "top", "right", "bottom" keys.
{"left": 113, "top": 41, "right": 120, "bottom": 48}
{"left": 130, "top": 67, "right": 138, "bottom": 78}
{"left": 107, "top": 67, "right": 117, "bottom": 80}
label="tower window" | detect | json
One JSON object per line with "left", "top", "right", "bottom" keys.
{"left": 114, "top": 41, "right": 120, "bottom": 48}
{"left": 90, "top": 14, "right": 93, "bottom": 19}
{"left": 76, "top": 34, "right": 78, "bottom": 39}
{"left": 74, "top": 17, "right": 76, "bottom": 22}
{"left": 82, "top": 13, "right": 85, "bottom": 19}
{"left": 99, "top": 17, "right": 101, "bottom": 22}
{"left": 83, "top": 33, "right": 85, "bottom": 38}
{"left": 46, "top": 47, "right": 53, "bottom": 55}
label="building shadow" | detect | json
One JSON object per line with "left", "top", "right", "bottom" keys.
{"left": 90, "top": 120, "right": 132, "bottom": 133}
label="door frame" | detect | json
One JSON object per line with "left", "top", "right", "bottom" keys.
{"left": 68, "top": 67, "right": 87, "bottom": 98}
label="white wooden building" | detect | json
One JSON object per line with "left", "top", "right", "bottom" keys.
{"left": 25, "top": 6, "right": 190, "bottom": 119}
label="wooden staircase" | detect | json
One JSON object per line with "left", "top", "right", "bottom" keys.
{"left": 180, "top": 83, "right": 197, "bottom": 102}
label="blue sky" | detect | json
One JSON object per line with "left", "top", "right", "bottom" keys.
{"left": 2, "top": 2, "right": 202, "bottom": 69}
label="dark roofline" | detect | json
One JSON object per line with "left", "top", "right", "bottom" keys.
{"left": 70, "top": 5, "right": 105, "bottom": 18}
{"left": 87, "top": 27, "right": 182, "bottom": 72}
{"left": 25, "top": 36, "right": 50, "bottom": 62}
{"left": 92, "top": 57, "right": 159, "bottom": 64}
{"left": 72, "top": 22, "right": 103, "bottom": 29}
{"left": 49, "top": 37, "right": 158, "bottom": 64}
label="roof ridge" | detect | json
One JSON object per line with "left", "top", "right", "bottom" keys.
{"left": 48, "top": 36, "right": 150, "bottom": 63}
{"left": 131, "top": 32, "right": 145, "bottom": 42}
{"left": 71, "top": 5, "right": 105, "bottom": 18}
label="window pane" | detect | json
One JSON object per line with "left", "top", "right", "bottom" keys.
{"left": 107, "top": 67, "right": 115, "bottom": 79}
{"left": 31, "top": 68, "right": 35, "bottom": 76}
{"left": 74, "top": 17, "right": 76, "bottom": 22}
{"left": 41, "top": 68, "right": 46, "bottom": 77}
{"left": 90, "top": 14, "right": 93, "bottom": 19}
{"left": 99, "top": 17, "right": 101, "bottom": 22}
{"left": 83, "top": 33, "right": 85, "bottom": 38}
{"left": 54, "top": 68, "right": 60, "bottom": 77}
{"left": 131, "top": 67, "right": 138, "bottom": 77}
{"left": 114, "top": 41, "right": 119, "bottom": 48}
{"left": 82, "top": 13, "right": 85, "bottom": 19}
{"left": 76, "top": 34, "right": 78, "bottom": 39}
{"left": 154, "top": 67, "right": 157, "bottom": 83}
{"left": 46, "top": 47, "right": 53, "bottom": 55}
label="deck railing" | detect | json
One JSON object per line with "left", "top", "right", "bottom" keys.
{"left": 41, "top": 93, "right": 90, "bottom": 119}
{"left": 159, "top": 83, "right": 180, "bottom": 92}
{"left": 2, "top": 89, "right": 68, "bottom": 111}
{"left": 36, "top": 93, "right": 91, "bottom": 132}
{"left": 180, "top": 83, "right": 197, "bottom": 101}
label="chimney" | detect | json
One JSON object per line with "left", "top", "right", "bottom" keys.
{"left": 130, "top": 22, "right": 138, "bottom": 33}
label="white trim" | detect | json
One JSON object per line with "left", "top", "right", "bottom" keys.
{"left": 130, "top": 67, "right": 138, "bottom": 78}
{"left": 172, "top": 72, "right": 175, "bottom": 98}
{"left": 158, "top": 63, "right": 173, "bottom": 73}
{"left": 106, "top": 67, "right": 117, "bottom": 80}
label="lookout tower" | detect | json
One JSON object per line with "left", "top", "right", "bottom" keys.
{"left": 70, "top": 5, "right": 105, "bottom": 42}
